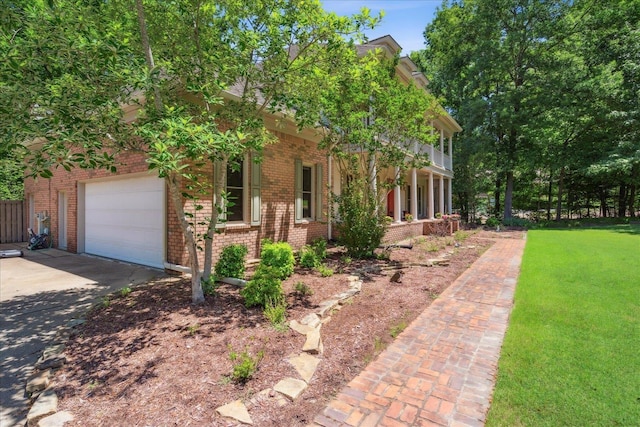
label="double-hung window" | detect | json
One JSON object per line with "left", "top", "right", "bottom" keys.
{"left": 302, "top": 166, "right": 313, "bottom": 219}
{"left": 295, "top": 159, "right": 323, "bottom": 223}
{"left": 215, "top": 154, "right": 262, "bottom": 226}
{"left": 226, "top": 162, "right": 244, "bottom": 222}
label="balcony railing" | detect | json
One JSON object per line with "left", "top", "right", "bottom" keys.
{"left": 443, "top": 153, "right": 452, "bottom": 170}
{"left": 378, "top": 133, "right": 452, "bottom": 171}
{"left": 415, "top": 144, "right": 451, "bottom": 171}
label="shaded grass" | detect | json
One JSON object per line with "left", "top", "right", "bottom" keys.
{"left": 487, "top": 225, "right": 640, "bottom": 426}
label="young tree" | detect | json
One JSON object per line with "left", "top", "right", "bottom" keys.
{"left": 318, "top": 49, "right": 439, "bottom": 257}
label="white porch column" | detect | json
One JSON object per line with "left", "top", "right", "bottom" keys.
{"left": 439, "top": 175, "right": 445, "bottom": 215}
{"left": 440, "top": 129, "right": 444, "bottom": 155}
{"left": 428, "top": 172, "right": 434, "bottom": 219}
{"left": 448, "top": 135, "right": 453, "bottom": 160}
{"left": 448, "top": 178, "right": 453, "bottom": 214}
{"left": 394, "top": 167, "right": 401, "bottom": 223}
{"left": 411, "top": 168, "right": 418, "bottom": 220}
{"left": 369, "top": 154, "right": 377, "bottom": 213}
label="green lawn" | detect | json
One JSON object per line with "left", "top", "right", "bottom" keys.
{"left": 486, "top": 225, "right": 640, "bottom": 427}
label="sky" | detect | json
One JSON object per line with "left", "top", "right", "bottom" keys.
{"left": 321, "top": 0, "right": 442, "bottom": 55}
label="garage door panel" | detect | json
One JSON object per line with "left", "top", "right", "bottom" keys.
{"left": 85, "top": 175, "right": 164, "bottom": 268}
{"left": 86, "top": 209, "right": 163, "bottom": 227}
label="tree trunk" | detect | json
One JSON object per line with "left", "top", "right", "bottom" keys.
{"left": 167, "top": 174, "right": 204, "bottom": 304}
{"left": 135, "top": 0, "right": 163, "bottom": 112}
{"left": 494, "top": 176, "right": 502, "bottom": 217}
{"left": 600, "top": 188, "right": 608, "bottom": 217}
{"left": 504, "top": 170, "right": 514, "bottom": 220}
{"left": 630, "top": 165, "right": 639, "bottom": 217}
{"left": 555, "top": 167, "right": 565, "bottom": 221}
{"left": 203, "top": 157, "right": 228, "bottom": 281}
{"left": 618, "top": 184, "right": 627, "bottom": 218}
{"left": 135, "top": 0, "right": 203, "bottom": 303}
{"left": 547, "top": 169, "right": 554, "bottom": 220}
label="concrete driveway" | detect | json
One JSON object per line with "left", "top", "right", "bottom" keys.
{"left": 0, "top": 243, "right": 165, "bottom": 427}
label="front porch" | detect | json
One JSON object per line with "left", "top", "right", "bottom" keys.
{"left": 384, "top": 167, "right": 454, "bottom": 223}
{"left": 383, "top": 217, "right": 460, "bottom": 243}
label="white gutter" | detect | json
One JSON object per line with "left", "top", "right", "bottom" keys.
{"left": 327, "top": 153, "right": 332, "bottom": 240}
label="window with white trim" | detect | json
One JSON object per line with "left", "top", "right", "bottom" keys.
{"left": 226, "top": 161, "right": 244, "bottom": 222}
{"left": 302, "top": 166, "right": 313, "bottom": 219}
{"left": 215, "top": 155, "right": 262, "bottom": 226}
{"left": 295, "top": 159, "right": 323, "bottom": 223}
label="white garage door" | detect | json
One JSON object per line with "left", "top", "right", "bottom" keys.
{"left": 85, "top": 175, "right": 165, "bottom": 268}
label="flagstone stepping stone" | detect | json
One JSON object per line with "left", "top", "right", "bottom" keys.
{"left": 300, "top": 313, "right": 321, "bottom": 328}
{"left": 288, "top": 353, "right": 321, "bottom": 383}
{"left": 26, "top": 369, "right": 51, "bottom": 395}
{"left": 274, "top": 378, "right": 307, "bottom": 401}
{"left": 302, "top": 328, "right": 323, "bottom": 354}
{"left": 37, "top": 411, "right": 74, "bottom": 427}
{"left": 26, "top": 388, "right": 57, "bottom": 427}
{"left": 316, "top": 299, "right": 340, "bottom": 318}
{"left": 216, "top": 400, "right": 253, "bottom": 425}
{"left": 289, "top": 319, "right": 315, "bottom": 335}
{"left": 247, "top": 388, "right": 288, "bottom": 409}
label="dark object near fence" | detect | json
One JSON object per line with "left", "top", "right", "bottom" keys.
{"left": 27, "top": 228, "right": 51, "bottom": 250}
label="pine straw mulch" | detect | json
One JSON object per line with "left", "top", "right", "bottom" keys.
{"left": 53, "top": 228, "right": 525, "bottom": 426}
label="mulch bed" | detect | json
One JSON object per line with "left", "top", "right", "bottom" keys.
{"left": 53, "top": 229, "right": 525, "bottom": 426}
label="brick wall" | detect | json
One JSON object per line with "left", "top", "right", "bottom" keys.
{"left": 25, "top": 132, "right": 329, "bottom": 270}
{"left": 23, "top": 151, "right": 150, "bottom": 254}
{"left": 382, "top": 222, "right": 425, "bottom": 244}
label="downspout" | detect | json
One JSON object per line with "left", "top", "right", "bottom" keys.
{"left": 327, "top": 154, "right": 332, "bottom": 240}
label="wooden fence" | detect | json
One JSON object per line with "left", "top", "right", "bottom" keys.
{"left": 0, "top": 200, "right": 25, "bottom": 243}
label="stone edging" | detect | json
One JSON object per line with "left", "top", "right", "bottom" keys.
{"left": 23, "top": 318, "right": 85, "bottom": 426}
{"left": 215, "top": 275, "right": 363, "bottom": 425}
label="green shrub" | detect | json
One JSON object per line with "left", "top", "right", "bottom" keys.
{"left": 228, "top": 347, "right": 264, "bottom": 383}
{"left": 336, "top": 179, "right": 387, "bottom": 258}
{"left": 187, "top": 323, "right": 200, "bottom": 336}
{"left": 454, "top": 230, "right": 472, "bottom": 241}
{"left": 390, "top": 320, "right": 408, "bottom": 338}
{"left": 119, "top": 287, "right": 132, "bottom": 298}
{"left": 260, "top": 240, "right": 295, "bottom": 279}
{"left": 241, "top": 265, "right": 284, "bottom": 308}
{"left": 263, "top": 298, "right": 287, "bottom": 328}
{"left": 201, "top": 277, "right": 217, "bottom": 296}
{"left": 502, "top": 217, "right": 533, "bottom": 228}
{"left": 294, "top": 281, "right": 313, "bottom": 297}
{"left": 486, "top": 217, "right": 500, "bottom": 227}
{"left": 215, "top": 244, "right": 248, "bottom": 280}
{"left": 310, "top": 237, "right": 327, "bottom": 260}
{"left": 316, "top": 264, "right": 334, "bottom": 277}
{"left": 299, "top": 245, "right": 320, "bottom": 268}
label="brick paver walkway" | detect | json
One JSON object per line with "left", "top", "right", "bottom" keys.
{"left": 313, "top": 236, "right": 526, "bottom": 427}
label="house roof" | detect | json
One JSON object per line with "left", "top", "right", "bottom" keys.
{"left": 359, "top": 35, "right": 462, "bottom": 135}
